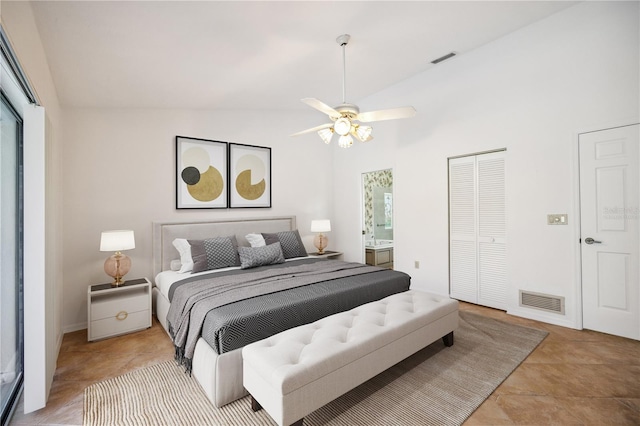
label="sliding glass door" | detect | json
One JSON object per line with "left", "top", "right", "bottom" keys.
{"left": 0, "top": 91, "right": 24, "bottom": 425}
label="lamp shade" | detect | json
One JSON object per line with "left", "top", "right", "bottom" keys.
{"left": 310, "top": 220, "right": 331, "bottom": 233}
{"left": 356, "top": 125, "right": 373, "bottom": 142}
{"left": 338, "top": 134, "right": 353, "bottom": 148}
{"left": 318, "top": 128, "right": 333, "bottom": 144}
{"left": 100, "top": 230, "right": 135, "bottom": 252}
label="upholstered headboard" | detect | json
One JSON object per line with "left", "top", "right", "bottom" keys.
{"left": 152, "top": 216, "right": 296, "bottom": 280}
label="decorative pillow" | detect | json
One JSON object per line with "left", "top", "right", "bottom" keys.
{"left": 245, "top": 233, "right": 266, "bottom": 247}
{"left": 189, "top": 236, "right": 240, "bottom": 273}
{"left": 238, "top": 242, "right": 285, "bottom": 269}
{"left": 261, "top": 230, "right": 308, "bottom": 259}
{"left": 172, "top": 238, "right": 193, "bottom": 273}
{"left": 170, "top": 259, "right": 182, "bottom": 271}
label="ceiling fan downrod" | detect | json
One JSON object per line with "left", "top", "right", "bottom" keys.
{"left": 336, "top": 34, "right": 350, "bottom": 105}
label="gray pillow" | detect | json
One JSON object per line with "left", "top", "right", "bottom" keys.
{"left": 189, "top": 236, "right": 240, "bottom": 273}
{"left": 238, "top": 242, "right": 285, "bottom": 269}
{"left": 262, "top": 230, "right": 308, "bottom": 259}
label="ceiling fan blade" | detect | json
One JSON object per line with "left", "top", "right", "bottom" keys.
{"left": 290, "top": 122, "right": 333, "bottom": 137}
{"left": 301, "top": 98, "right": 341, "bottom": 119}
{"left": 357, "top": 106, "right": 416, "bottom": 123}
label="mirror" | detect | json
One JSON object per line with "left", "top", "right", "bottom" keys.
{"left": 362, "top": 168, "right": 393, "bottom": 250}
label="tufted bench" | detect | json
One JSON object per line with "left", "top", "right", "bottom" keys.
{"left": 242, "top": 290, "right": 459, "bottom": 426}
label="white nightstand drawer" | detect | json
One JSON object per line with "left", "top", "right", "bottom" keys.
{"left": 88, "top": 278, "right": 151, "bottom": 341}
{"left": 89, "top": 309, "right": 150, "bottom": 341}
{"left": 90, "top": 291, "right": 150, "bottom": 321}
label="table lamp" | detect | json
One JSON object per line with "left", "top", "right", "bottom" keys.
{"left": 100, "top": 230, "right": 135, "bottom": 286}
{"left": 311, "top": 220, "right": 331, "bottom": 255}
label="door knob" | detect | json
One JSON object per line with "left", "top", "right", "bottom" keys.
{"left": 585, "top": 237, "right": 602, "bottom": 244}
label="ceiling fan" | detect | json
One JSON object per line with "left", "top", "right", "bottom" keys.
{"left": 291, "top": 34, "right": 416, "bottom": 148}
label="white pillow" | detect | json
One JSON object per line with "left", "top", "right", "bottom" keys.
{"left": 245, "top": 233, "right": 266, "bottom": 247}
{"left": 172, "top": 238, "right": 193, "bottom": 273}
{"left": 170, "top": 259, "right": 182, "bottom": 271}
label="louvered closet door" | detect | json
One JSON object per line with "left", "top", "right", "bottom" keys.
{"left": 449, "top": 151, "right": 506, "bottom": 310}
{"left": 476, "top": 152, "right": 506, "bottom": 309}
{"left": 449, "top": 156, "right": 478, "bottom": 303}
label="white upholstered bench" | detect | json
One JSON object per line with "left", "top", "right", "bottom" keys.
{"left": 242, "top": 289, "right": 459, "bottom": 426}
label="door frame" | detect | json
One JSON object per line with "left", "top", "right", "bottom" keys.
{"left": 360, "top": 168, "right": 394, "bottom": 265}
{"left": 574, "top": 120, "right": 640, "bottom": 331}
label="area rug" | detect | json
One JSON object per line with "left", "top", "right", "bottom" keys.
{"left": 83, "top": 311, "right": 547, "bottom": 425}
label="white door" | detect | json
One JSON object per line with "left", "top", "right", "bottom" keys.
{"left": 579, "top": 124, "right": 640, "bottom": 340}
{"left": 450, "top": 155, "right": 478, "bottom": 304}
{"left": 476, "top": 153, "right": 507, "bottom": 309}
{"left": 449, "top": 151, "right": 506, "bottom": 310}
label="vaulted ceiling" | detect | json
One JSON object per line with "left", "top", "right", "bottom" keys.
{"left": 28, "top": 1, "right": 576, "bottom": 110}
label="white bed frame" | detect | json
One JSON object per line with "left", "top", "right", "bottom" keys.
{"left": 152, "top": 216, "right": 297, "bottom": 407}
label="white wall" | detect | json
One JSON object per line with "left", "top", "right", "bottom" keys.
{"left": 1, "top": 0, "right": 64, "bottom": 412}
{"left": 333, "top": 1, "right": 640, "bottom": 328}
{"left": 61, "top": 108, "right": 334, "bottom": 330}
{"left": 8, "top": 0, "right": 640, "bottom": 340}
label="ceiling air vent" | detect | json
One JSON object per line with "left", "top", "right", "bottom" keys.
{"left": 519, "top": 290, "right": 565, "bottom": 315}
{"left": 431, "top": 52, "right": 457, "bottom": 64}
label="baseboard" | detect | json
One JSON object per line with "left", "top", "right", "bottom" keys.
{"left": 507, "top": 306, "right": 578, "bottom": 329}
{"left": 56, "top": 329, "right": 64, "bottom": 357}
{"left": 63, "top": 322, "right": 87, "bottom": 334}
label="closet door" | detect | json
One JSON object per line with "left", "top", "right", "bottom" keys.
{"left": 476, "top": 152, "right": 506, "bottom": 309}
{"left": 449, "top": 151, "right": 506, "bottom": 310}
{"left": 449, "top": 156, "right": 478, "bottom": 303}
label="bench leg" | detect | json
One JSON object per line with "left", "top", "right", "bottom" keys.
{"left": 250, "top": 395, "right": 302, "bottom": 426}
{"left": 250, "top": 395, "right": 262, "bottom": 412}
{"left": 442, "top": 331, "right": 454, "bottom": 347}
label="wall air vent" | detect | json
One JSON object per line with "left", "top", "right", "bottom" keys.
{"left": 431, "top": 52, "right": 457, "bottom": 64}
{"left": 519, "top": 290, "right": 565, "bottom": 315}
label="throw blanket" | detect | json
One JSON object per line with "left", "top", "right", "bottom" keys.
{"left": 167, "top": 260, "right": 384, "bottom": 369}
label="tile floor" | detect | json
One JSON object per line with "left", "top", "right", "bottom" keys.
{"left": 9, "top": 303, "right": 640, "bottom": 425}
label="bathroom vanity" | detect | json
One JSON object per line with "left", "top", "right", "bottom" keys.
{"left": 365, "top": 243, "right": 394, "bottom": 269}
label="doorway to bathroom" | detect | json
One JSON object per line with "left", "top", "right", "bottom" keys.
{"left": 361, "top": 169, "right": 394, "bottom": 269}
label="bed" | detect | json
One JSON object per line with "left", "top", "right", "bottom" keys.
{"left": 152, "top": 216, "right": 411, "bottom": 407}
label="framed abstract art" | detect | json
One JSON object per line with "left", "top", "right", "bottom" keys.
{"left": 176, "top": 136, "right": 228, "bottom": 209}
{"left": 228, "top": 143, "right": 272, "bottom": 208}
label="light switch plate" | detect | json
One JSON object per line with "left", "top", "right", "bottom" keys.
{"left": 547, "top": 214, "right": 568, "bottom": 225}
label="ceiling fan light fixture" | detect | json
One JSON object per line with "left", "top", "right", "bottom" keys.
{"left": 292, "top": 34, "right": 415, "bottom": 147}
{"left": 318, "top": 128, "right": 333, "bottom": 144}
{"left": 356, "top": 125, "right": 373, "bottom": 141}
{"left": 334, "top": 117, "right": 351, "bottom": 136}
{"left": 338, "top": 134, "right": 353, "bottom": 149}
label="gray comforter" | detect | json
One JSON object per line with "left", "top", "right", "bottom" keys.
{"left": 167, "top": 260, "right": 389, "bottom": 366}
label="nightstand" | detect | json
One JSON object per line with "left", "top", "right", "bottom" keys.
{"left": 87, "top": 277, "right": 152, "bottom": 341}
{"left": 308, "top": 250, "right": 343, "bottom": 260}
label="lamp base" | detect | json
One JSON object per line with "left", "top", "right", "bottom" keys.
{"left": 111, "top": 277, "right": 126, "bottom": 287}
{"left": 313, "top": 234, "right": 329, "bottom": 255}
{"left": 104, "top": 252, "right": 131, "bottom": 287}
